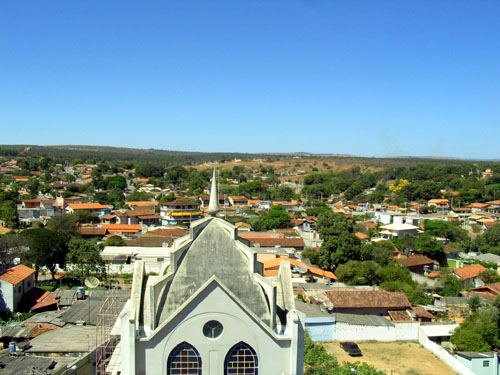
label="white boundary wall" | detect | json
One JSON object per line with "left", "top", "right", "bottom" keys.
{"left": 418, "top": 327, "right": 475, "bottom": 375}
{"left": 332, "top": 321, "right": 419, "bottom": 342}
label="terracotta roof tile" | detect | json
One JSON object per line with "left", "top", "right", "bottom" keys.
{"left": 145, "top": 228, "right": 187, "bottom": 237}
{"left": 68, "top": 203, "right": 110, "bottom": 210}
{"left": 454, "top": 264, "right": 487, "bottom": 280}
{"left": 326, "top": 290, "right": 411, "bottom": 309}
{"left": 388, "top": 310, "right": 413, "bottom": 322}
{"left": 101, "top": 224, "right": 141, "bottom": 233}
{"left": 79, "top": 227, "right": 107, "bottom": 236}
{"left": 0, "top": 264, "right": 35, "bottom": 285}
{"left": 355, "top": 232, "right": 369, "bottom": 240}
{"left": 410, "top": 306, "right": 436, "bottom": 320}
{"left": 163, "top": 199, "right": 199, "bottom": 207}
{"left": 397, "top": 255, "right": 435, "bottom": 268}
{"left": 471, "top": 282, "right": 500, "bottom": 298}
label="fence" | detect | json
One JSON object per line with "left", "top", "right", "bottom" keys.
{"left": 418, "top": 326, "right": 475, "bottom": 375}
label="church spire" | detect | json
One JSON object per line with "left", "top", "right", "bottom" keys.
{"left": 207, "top": 167, "right": 219, "bottom": 216}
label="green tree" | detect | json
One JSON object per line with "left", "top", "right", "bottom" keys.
{"left": 66, "top": 238, "right": 105, "bottom": 283}
{"left": 0, "top": 201, "right": 19, "bottom": 228}
{"left": 301, "top": 247, "right": 320, "bottom": 265}
{"left": 483, "top": 224, "right": 500, "bottom": 247}
{"left": 107, "top": 175, "right": 127, "bottom": 190}
{"left": 22, "top": 228, "right": 69, "bottom": 280}
{"left": 316, "top": 212, "right": 352, "bottom": 240}
{"left": 469, "top": 295, "right": 481, "bottom": 313}
{"left": 335, "top": 260, "right": 384, "bottom": 285}
{"left": 254, "top": 205, "right": 290, "bottom": 231}
{"left": 441, "top": 274, "right": 464, "bottom": 297}
{"left": 478, "top": 270, "right": 500, "bottom": 284}
{"left": 0, "top": 234, "right": 29, "bottom": 270}
{"left": 416, "top": 234, "right": 446, "bottom": 263}
{"left": 103, "top": 236, "right": 127, "bottom": 247}
{"left": 319, "top": 232, "right": 361, "bottom": 269}
{"left": 451, "top": 307, "right": 500, "bottom": 351}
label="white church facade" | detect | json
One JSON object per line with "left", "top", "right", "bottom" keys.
{"left": 113, "top": 170, "right": 304, "bottom": 375}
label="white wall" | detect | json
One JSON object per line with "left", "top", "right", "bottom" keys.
{"left": 418, "top": 327, "right": 475, "bottom": 375}
{"left": 107, "top": 263, "right": 163, "bottom": 275}
{"left": 0, "top": 280, "right": 14, "bottom": 312}
{"left": 331, "top": 321, "right": 419, "bottom": 342}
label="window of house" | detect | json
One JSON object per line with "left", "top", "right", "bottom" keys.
{"left": 224, "top": 342, "right": 258, "bottom": 375}
{"left": 483, "top": 360, "right": 489, "bottom": 367}
{"left": 203, "top": 320, "right": 223, "bottom": 339}
{"left": 167, "top": 342, "right": 202, "bottom": 375}
{"left": 18, "top": 287, "right": 21, "bottom": 293}
{"left": 27, "top": 281, "right": 31, "bottom": 288}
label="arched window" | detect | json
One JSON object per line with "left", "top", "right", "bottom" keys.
{"left": 167, "top": 342, "right": 202, "bottom": 375}
{"left": 224, "top": 342, "right": 258, "bottom": 375}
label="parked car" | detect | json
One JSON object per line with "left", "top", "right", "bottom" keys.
{"left": 340, "top": 341, "right": 362, "bottom": 356}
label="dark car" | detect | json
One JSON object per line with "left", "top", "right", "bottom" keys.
{"left": 340, "top": 341, "right": 362, "bottom": 356}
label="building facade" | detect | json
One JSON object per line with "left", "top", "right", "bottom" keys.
{"left": 115, "top": 217, "right": 304, "bottom": 375}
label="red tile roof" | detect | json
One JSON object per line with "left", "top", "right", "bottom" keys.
{"left": 260, "top": 257, "right": 336, "bottom": 280}
{"left": 470, "top": 282, "right": 500, "bottom": 299}
{"left": 467, "top": 203, "right": 490, "bottom": 209}
{"left": 79, "top": 227, "right": 107, "bottom": 236}
{"left": 410, "top": 306, "right": 436, "bottom": 320}
{"left": 454, "top": 264, "right": 487, "bottom": 280}
{"left": 0, "top": 264, "right": 35, "bottom": 285}
{"left": 355, "top": 232, "right": 369, "bottom": 240}
{"left": 397, "top": 255, "right": 435, "bottom": 268}
{"left": 101, "top": 224, "right": 141, "bottom": 233}
{"left": 145, "top": 228, "right": 187, "bottom": 237}
{"left": 326, "top": 290, "right": 411, "bottom": 309}
{"left": 163, "top": 199, "right": 199, "bottom": 207}
{"left": 388, "top": 310, "right": 413, "bottom": 322}
{"left": 68, "top": 203, "right": 110, "bottom": 210}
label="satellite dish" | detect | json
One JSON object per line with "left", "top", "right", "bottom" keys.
{"left": 84, "top": 276, "right": 100, "bottom": 288}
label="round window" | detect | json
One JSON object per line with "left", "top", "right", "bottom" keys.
{"left": 203, "top": 320, "right": 223, "bottom": 339}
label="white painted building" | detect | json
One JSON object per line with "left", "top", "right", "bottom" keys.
{"left": 0, "top": 264, "right": 35, "bottom": 312}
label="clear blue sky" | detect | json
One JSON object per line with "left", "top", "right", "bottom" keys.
{"left": 1, "top": 1, "right": 499, "bottom": 159}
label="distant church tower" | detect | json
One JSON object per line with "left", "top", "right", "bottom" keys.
{"left": 114, "top": 170, "right": 305, "bottom": 375}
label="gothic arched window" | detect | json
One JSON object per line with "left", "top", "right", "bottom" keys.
{"left": 224, "top": 342, "right": 258, "bottom": 375}
{"left": 167, "top": 342, "right": 202, "bottom": 375}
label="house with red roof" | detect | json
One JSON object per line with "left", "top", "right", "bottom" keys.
{"left": 0, "top": 264, "right": 35, "bottom": 312}
{"left": 259, "top": 257, "right": 336, "bottom": 282}
{"left": 470, "top": 282, "right": 500, "bottom": 300}
{"left": 325, "top": 290, "right": 411, "bottom": 316}
{"left": 453, "top": 264, "right": 487, "bottom": 288}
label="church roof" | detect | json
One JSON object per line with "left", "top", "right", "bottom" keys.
{"left": 159, "top": 218, "right": 271, "bottom": 326}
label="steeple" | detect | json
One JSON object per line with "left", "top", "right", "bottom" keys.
{"left": 207, "top": 167, "right": 219, "bottom": 216}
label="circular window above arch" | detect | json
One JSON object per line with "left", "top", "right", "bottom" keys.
{"left": 203, "top": 320, "right": 223, "bottom": 339}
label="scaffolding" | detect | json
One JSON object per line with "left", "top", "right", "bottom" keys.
{"left": 95, "top": 288, "right": 130, "bottom": 375}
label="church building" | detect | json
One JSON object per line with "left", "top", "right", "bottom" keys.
{"left": 113, "top": 169, "right": 305, "bottom": 375}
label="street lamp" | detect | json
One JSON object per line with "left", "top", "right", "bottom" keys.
{"left": 61, "top": 365, "right": 78, "bottom": 374}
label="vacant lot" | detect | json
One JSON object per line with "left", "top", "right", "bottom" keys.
{"left": 323, "top": 341, "right": 455, "bottom": 375}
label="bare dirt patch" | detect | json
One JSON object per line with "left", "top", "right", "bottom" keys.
{"left": 323, "top": 341, "right": 455, "bottom": 375}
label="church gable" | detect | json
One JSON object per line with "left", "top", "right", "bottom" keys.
{"left": 159, "top": 219, "right": 271, "bottom": 326}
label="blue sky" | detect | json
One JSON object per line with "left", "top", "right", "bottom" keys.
{"left": 1, "top": 1, "right": 499, "bottom": 158}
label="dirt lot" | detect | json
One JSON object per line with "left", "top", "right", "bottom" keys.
{"left": 323, "top": 341, "right": 455, "bottom": 375}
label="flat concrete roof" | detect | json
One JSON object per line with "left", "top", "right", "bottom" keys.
{"left": 420, "top": 323, "right": 458, "bottom": 337}
{"left": 0, "top": 351, "right": 74, "bottom": 375}
{"left": 26, "top": 326, "right": 98, "bottom": 353}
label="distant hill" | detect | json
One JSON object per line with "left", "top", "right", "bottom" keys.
{"left": 0, "top": 145, "right": 275, "bottom": 164}
{"left": 0, "top": 145, "right": 493, "bottom": 169}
